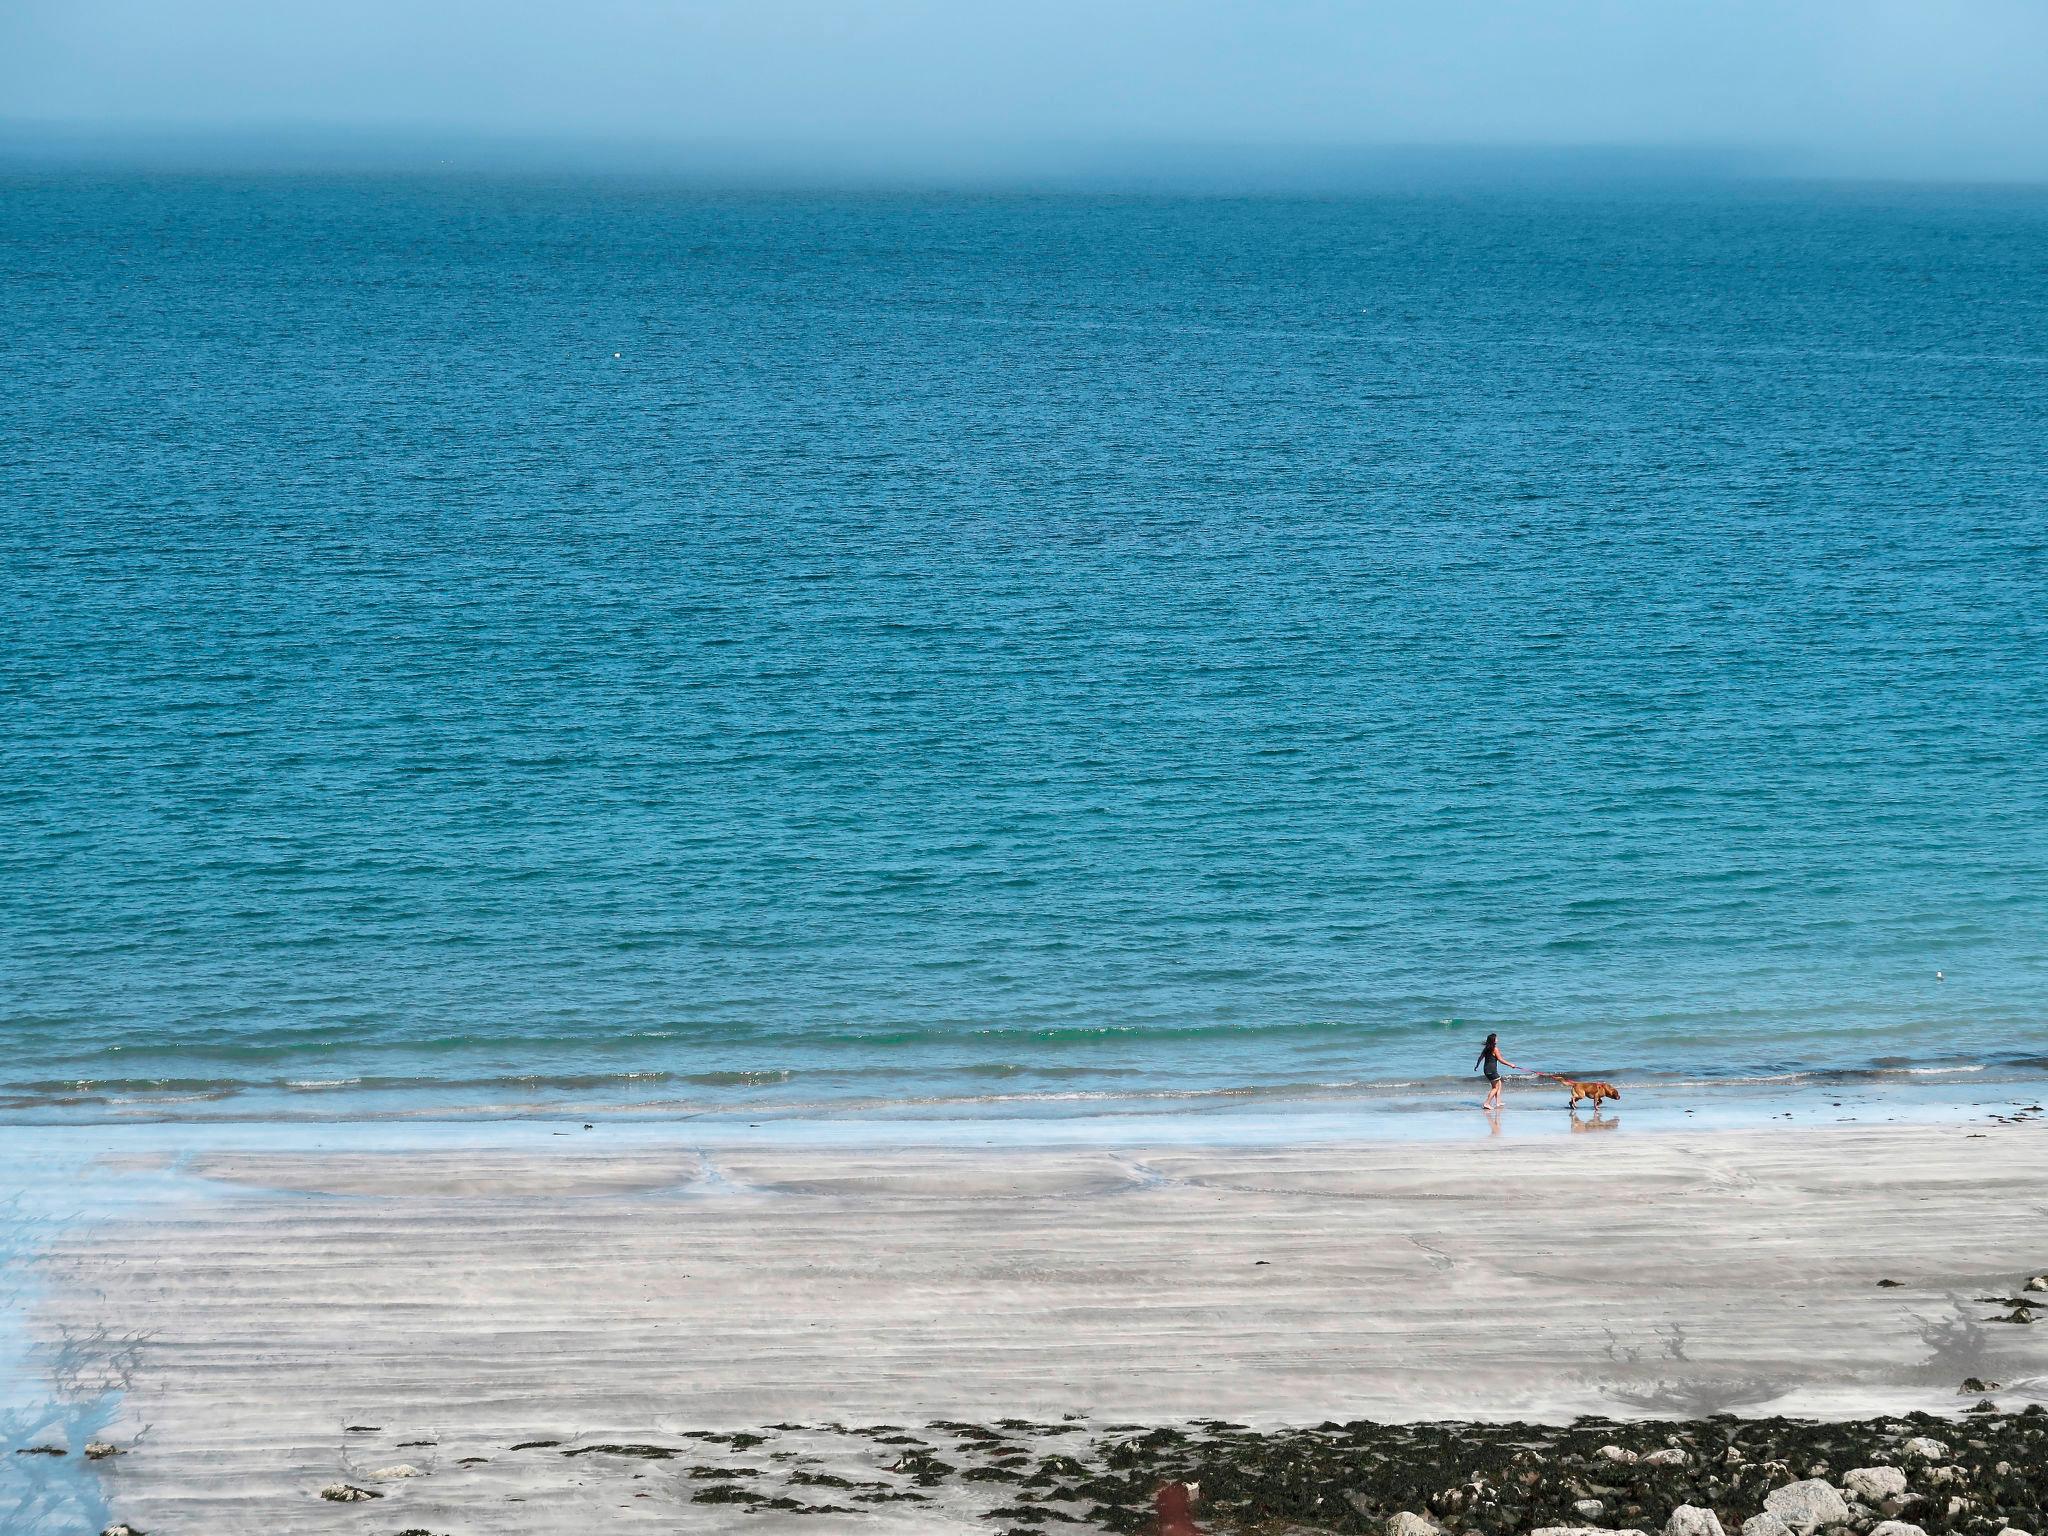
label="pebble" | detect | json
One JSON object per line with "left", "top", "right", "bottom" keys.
{"left": 1844, "top": 1465, "right": 1908, "bottom": 1500}
{"left": 1665, "top": 1506, "right": 1725, "bottom": 1536}
{"left": 83, "top": 1441, "right": 122, "bottom": 1459}
{"left": 1762, "top": 1478, "right": 1851, "bottom": 1533}
{"left": 1899, "top": 1435, "right": 1947, "bottom": 1460}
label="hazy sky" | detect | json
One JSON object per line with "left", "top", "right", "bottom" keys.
{"left": 5, "top": 0, "right": 2046, "bottom": 180}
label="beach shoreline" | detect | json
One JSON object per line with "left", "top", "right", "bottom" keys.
{"left": 3, "top": 1057, "right": 2042, "bottom": 1138}
{"left": 5, "top": 1115, "right": 2044, "bottom": 1532}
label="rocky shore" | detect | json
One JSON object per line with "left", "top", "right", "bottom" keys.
{"left": 94, "top": 1407, "right": 2038, "bottom": 1535}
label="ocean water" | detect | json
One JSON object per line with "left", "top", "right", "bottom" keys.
{"left": 4, "top": 173, "right": 2046, "bottom": 1126}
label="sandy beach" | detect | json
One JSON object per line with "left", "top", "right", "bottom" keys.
{"left": 6, "top": 1113, "right": 2044, "bottom": 1533}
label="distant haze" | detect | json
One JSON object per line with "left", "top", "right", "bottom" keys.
{"left": 4, "top": 0, "right": 2047, "bottom": 183}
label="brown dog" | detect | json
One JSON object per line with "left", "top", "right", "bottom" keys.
{"left": 1566, "top": 1080, "right": 1620, "bottom": 1110}
{"left": 1542, "top": 1072, "right": 1620, "bottom": 1110}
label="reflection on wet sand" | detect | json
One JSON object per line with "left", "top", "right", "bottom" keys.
{"left": 1570, "top": 1109, "right": 1620, "bottom": 1133}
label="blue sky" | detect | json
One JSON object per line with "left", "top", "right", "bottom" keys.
{"left": 5, "top": 0, "right": 2045, "bottom": 180}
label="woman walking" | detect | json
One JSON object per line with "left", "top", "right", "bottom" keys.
{"left": 1476, "top": 1031, "right": 1518, "bottom": 1110}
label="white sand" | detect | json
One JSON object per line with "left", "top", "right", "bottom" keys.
{"left": 20, "top": 1117, "right": 2048, "bottom": 1533}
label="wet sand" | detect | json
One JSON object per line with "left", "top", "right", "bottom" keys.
{"left": 14, "top": 1117, "right": 2048, "bottom": 1533}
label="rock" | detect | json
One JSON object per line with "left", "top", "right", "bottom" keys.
{"left": 1533, "top": 1529, "right": 1648, "bottom": 1536}
{"left": 1575, "top": 1499, "right": 1606, "bottom": 1519}
{"left": 1994, "top": 1528, "right": 2033, "bottom": 1536}
{"left": 1844, "top": 1467, "right": 1908, "bottom": 1501}
{"left": 1898, "top": 1436, "right": 1946, "bottom": 1461}
{"left": 1763, "top": 1478, "right": 1851, "bottom": 1533}
{"left": 1643, "top": 1447, "right": 1692, "bottom": 1467}
{"left": 1741, "top": 1517, "right": 1795, "bottom": 1536}
{"left": 1598, "top": 1444, "right": 1638, "bottom": 1464}
{"left": 370, "top": 1463, "right": 424, "bottom": 1478}
{"left": 1384, "top": 1514, "right": 1442, "bottom": 1536}
{"left": 1960, "top": 1376, "right": 2001, "bottom": 1392}
{"left": 1666, "top": 1506, "right": 1725, "bottom": 1536}
{"left": 101, "top": 1526, "right": 145, "bottom": 1536}
{"left": 2024, "top": 1275, "right": 2047, "bottom": 1292}
{"left": 1868, "top": 1524, "right": 1927, "bottom": 1536}
{"left": 318, "top": 1483, "right": 382, "bottom": 1502}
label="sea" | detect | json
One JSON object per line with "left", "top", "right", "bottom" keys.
{"left": 4, "top": 171, "right": 2046, "bottom": 1132}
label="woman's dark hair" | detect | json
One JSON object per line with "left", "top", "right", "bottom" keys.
{"left": 1476, "top": 1032, "right": 1498, "bottom": 1069}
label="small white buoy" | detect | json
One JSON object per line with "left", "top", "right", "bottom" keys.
{"left": 1936, "top": 971, "right": 1945, "bottom": 981}
{"left": 613, "top": 352, "right": 621, "bottom": 358}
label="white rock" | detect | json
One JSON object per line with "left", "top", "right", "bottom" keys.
{"left": 1994, "top": 1527, "right": 2033, "bottom": 1536}
{"left": 1741, "top": 1517, "right": 1794, "bottom": 1536}
{"left": 1868, "top": 1523, "right": 1927, "bottom": 1536}
{"left": 2024, "top": 1274, "right": 2047, "bottom": 1292}
{"left": 318, "top": 1483, "right": 382, "bottom": 1502}
{"left": 82, "top": 1441, "right": 121, "bottom": 1460}
{"left": 1384, "top": 1513, "right": 1440, "bottom": 1536}
{"left": 1643, "top": 1447, "right": 1692, "bottom": 1467}
{"left": 101, "top": 1526, "right": 144, "bottom": 1536}
{"left": 1598, "top": 1443, "right": 1639, "bottom": 1463}
{"left": 1665, "top": 1506, "right": 1725, "bottom": 1536}
{"left": 370, "top": 1463, "right": 424, "bottom": 1479}
{"left": 1532, "top": 1529, "right": 1648, "bottom": 1536}
{"left": 1844, "top": 1466, "right": 1909, "bottom": 1501}
{"left": 1899, "top": 1436, "right": 1947, "bottom": 1461}
{"left": 1574, "top": 1499, "right": 1605, "bottom": 1519}
{"left": 1762, "top": 1478, "right": 1851, "bottom": 1533}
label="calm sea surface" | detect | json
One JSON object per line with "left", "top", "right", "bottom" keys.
{"left": 4, "top": 175, "right": 2046, "bottom": 1123}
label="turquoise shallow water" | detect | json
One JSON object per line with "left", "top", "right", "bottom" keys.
{"left": 3, "top": 174, "right": 2046, "bottom": 1123}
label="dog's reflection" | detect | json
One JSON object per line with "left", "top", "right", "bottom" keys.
{"left": 1569, "top": 1108, "right": 1620, "bottom": 1133}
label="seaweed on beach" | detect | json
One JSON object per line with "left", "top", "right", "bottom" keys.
{"left": 446, "top": 1406, "right": 2048, "bottom": 1531}
{"left": 951, "top": 1407, "right": 2046, "bottom": 1532}
{"left": 560, "top": 1442, "right": 678, "bottom": 1459}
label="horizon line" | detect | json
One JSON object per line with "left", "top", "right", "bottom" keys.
{"left": 6, "top": 121, "right": 2046, "bottom": 192}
